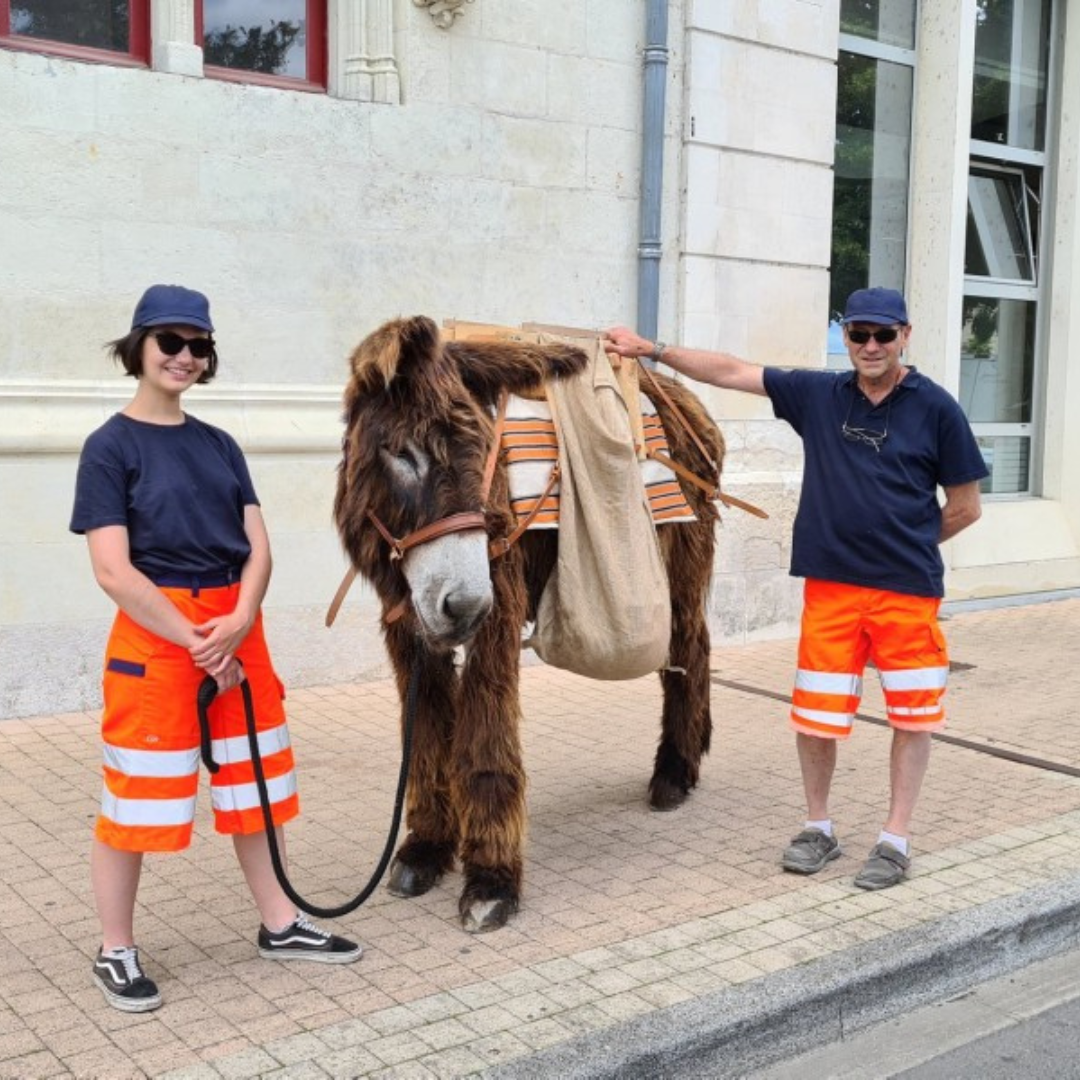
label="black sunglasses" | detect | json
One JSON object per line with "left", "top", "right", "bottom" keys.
{"left": 152, "top": 330, "right": 215, "bottom": 360}
{"left": 846, "top": 327, "right": 901, "bottom": 345}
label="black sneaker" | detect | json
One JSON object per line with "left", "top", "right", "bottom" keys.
{"left": 257, "top": 914, "right": 363, "bottom": 964}
{"left": 93, "top": 946, "right": 162, "bottom": 1013}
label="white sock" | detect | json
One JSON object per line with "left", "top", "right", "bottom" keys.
{"left": 806, "top": 819, "right": 833, "bottom": 837}
{"left": 879, "top": 830, "right": 909, "bottom": 855}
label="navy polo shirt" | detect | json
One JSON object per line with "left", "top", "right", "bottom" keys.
{"left": 70, "top": 413, "right": 258, "bottom": 582}
{"left": 763, "top": 366, "right": 989, "bottom": 598}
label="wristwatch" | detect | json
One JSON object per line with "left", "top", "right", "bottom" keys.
{"left": 650, "top": 341, "right": 666, "bottom": 363}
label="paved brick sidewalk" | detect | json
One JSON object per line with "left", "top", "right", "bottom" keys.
{"left": 3, "top": 597, "right": 1080, "bottom": 1078}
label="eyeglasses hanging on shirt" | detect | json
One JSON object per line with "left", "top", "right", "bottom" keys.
{"left": 841, "top": 390, "right": 892, "bottom": 453}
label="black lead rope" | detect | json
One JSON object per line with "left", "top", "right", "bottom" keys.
{"left": 196, "top": 654, "right": 419, "bottom": 918}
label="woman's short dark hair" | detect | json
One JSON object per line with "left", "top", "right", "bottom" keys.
{"left": 106, "top": 328, "right": 218, "bottom": 384}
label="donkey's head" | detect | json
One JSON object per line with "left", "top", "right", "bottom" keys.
{"left": 334, "top": 316, "right": 585, "bottom": 649}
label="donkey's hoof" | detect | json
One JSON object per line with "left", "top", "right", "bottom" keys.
{"left": 649, "top": 776, "right": 689, "bottom": 811}
{"left": 387, "top": 857, "right": 441, "bottom": 898}
{"left": 461, "top": 897, "right": 515, "bottom": 933}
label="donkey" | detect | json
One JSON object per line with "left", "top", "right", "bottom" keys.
{"left": 334, "top": 316, "right": 722, "bottom": 932}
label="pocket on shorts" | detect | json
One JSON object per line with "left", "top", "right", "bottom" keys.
{"left": 927, "top": 619, "right": 949, "bottom": 664}
{"left": 134, "top": 647, "right": 201, "bottom": 751}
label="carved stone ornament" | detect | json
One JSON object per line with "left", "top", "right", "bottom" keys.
{"left": 413, "top": 0, "right": 474, "bottom": 30}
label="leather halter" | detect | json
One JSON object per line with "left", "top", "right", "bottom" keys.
{"left": 327, "top": 391, "right": 537, "bottom": 628}
{"left": 361, "top": 389, "right": 509, "bottom": 565}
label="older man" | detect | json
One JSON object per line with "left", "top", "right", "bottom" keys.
{"left": 605, "top": 287, "right": 988, "bottom": 889}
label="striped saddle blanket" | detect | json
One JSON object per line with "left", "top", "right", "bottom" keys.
{"left": 502, "top": 392, "right": 696, "bottom": 529}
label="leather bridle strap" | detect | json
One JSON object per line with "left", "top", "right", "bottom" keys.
{"left": 366, "top": 509, "right": 488, "bottom": 561}
{"left": 325, "top": 567, "right": 358, "bottom": 628}
{"left": 328, "top": 393, "right": 513, "bottom": 628}
{"left": 481, "top": 389, "right": 510, "bottom": 505}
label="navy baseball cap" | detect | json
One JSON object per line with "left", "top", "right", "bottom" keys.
{"left": 842, "top": 287, "right": 909, "bottom": 326}
{"left": 131, "top": 284, "right": 214, "bottom": 332}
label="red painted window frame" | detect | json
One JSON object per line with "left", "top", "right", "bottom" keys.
{"left": 0, "top": 1, "right": 150, "bottom": 66}
{"left": 195, "top": 1, "right": 326, "bottom": 93}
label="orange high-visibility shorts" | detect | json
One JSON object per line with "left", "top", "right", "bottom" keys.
{"left": 790, "top": 579, "right": 949, "bottom": 740}
{"left": 97, "top": 584, "right": 299, "bottom": 852}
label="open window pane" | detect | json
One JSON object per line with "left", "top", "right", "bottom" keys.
{"left": 202, "top": 0, "right": 308, "bottom": 79}
{"left": 960, "top": 297, "right": 1035, "bottom": 424}
{"left": 839, "top": 0, "right": 917, "bottom": 49}
{"left": 965, "top": 167, "right": 1036, "bottom": 282}
{"left": 972, "top": 0, "right": 1051, "bottom": 151}
{"left": 10, "top": 0, "right": 129, "bottom": 51}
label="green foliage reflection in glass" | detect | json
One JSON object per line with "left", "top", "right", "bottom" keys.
{"left": 10, "top": 0, "right": 128, "bottom": 51}
{"left": 203, "top": 19, "right": 302, "bottom": 76}
{"left": 971, "top": 0, "right": 1050, "bottom": 151}
{"left": 839, "top": 0, "right": 916, "bottom": 49}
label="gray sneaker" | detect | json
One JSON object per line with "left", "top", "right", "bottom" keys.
{"left": 781, "top": 828, "right": 841, "bottom": 874}
{"left": 853, "top": 841, "right": 910, "bottom": 890}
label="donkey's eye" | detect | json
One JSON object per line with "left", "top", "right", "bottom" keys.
{"left": 381, "top": 440, "right": 429, "bottom": 486}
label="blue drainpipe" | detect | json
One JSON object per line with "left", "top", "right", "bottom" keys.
{"left": 637, "top": 0, "right": 669, "bottom": 351}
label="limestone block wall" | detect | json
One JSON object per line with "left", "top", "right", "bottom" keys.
{"left": 675, "top": 0, "right": 840, "bottom": 640}
{"left": 0, "top": 0, "right": 698, "bottom": 718}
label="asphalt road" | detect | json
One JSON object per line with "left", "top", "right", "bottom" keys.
{"left": 747, "top": 944, "right": 1080, "bottom": 1079}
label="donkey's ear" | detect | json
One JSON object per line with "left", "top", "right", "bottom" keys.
{"left": 346, "top": 316, "right": 442, "bottom": 395}
{"left": 446, "top": 339, "right": 588, "bottom": 405}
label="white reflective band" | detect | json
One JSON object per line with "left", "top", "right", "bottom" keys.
{"left": 101, "top": 788, "right": 196, "bottom": 827}
{"left": 888, "top": 704, "right": 943, "bottom": 716}
{"left": 211, "top": 722, "right": 292, "bottom": 765}
{"left": 879, "top": 666, "right": 949, "bottom": 691}
{"left": 212, "top": 770, "right": 298, "bottom": 814}
{"left": 103, "top": 742, "right": 200, "bottom": 779}
{"left": 791, "top": 705, "right": 855, "bottom": 730}
{"left": 795, "top": 669, "right": 863, "bottom": 697}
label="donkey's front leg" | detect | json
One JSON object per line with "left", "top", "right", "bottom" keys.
{"left": 385, "top": 628, "right": 459, "bottom": 898}
{"left": 452, "top": 573, "right": 527, "bottom": 932}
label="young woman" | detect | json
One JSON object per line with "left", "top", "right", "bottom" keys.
{"left": 71, "top": 284, "right": 361, "bottom": 1013}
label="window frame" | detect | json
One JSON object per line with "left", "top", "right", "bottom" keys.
{"left": 0, "top": 1, "right": 149, "bottom": 65}
{"left": 964, "top": 0, "right": 1060, "bottom": 499}
{"left": 195, "top": 0, "right": 326, "bottom": 92}
{"left": 827, "top": 31, "right": 917, "bottom": 371}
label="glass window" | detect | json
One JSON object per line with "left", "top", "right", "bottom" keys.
{"left": 960, "top": 298, "right": 1035, "bottom": 424}
{"left": 1, "top": 1, "right": 146, "bottom": 59}
{"left": 971, "top": 0, "right": 1051, "bottom": 151}
{"left": 975, "top": 435, "right": 1030, "bottom": 495}
{"left": 960, "top": 297, "right": 1035, "bottom": 495}
{"left": 840, "top": 0, "right": 917, "bottom": 50}
{"left": 201, "top": 0, "right": 319, "bottom": 83}
{"left": 828, "top": 50, "right": 913, "bottom": 365}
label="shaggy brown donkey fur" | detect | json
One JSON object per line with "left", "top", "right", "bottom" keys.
{"left": 334, "top": 316, "right": 722, "bottom": 932}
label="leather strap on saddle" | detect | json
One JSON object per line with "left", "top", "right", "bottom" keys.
{"left": 636, "top": 359, "right": 769, "bottom": 520}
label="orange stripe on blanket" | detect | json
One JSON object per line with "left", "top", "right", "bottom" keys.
{"left": 503, "top": 393, "right": 698, "bottom": 529}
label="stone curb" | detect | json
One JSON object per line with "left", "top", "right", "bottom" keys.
{"left": 487, "top": 871, "right": 1080, "bottom": 1079}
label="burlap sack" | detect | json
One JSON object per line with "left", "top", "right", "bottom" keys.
{"left": 528, "top": 336, "right": 671, "bottom": 679}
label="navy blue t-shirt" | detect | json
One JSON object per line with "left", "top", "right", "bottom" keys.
{"left": 70, "top": 413, "right": 259, "bottom": 581}
{"left": 763, "top": 366, "right": 989, "bottom": 598}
